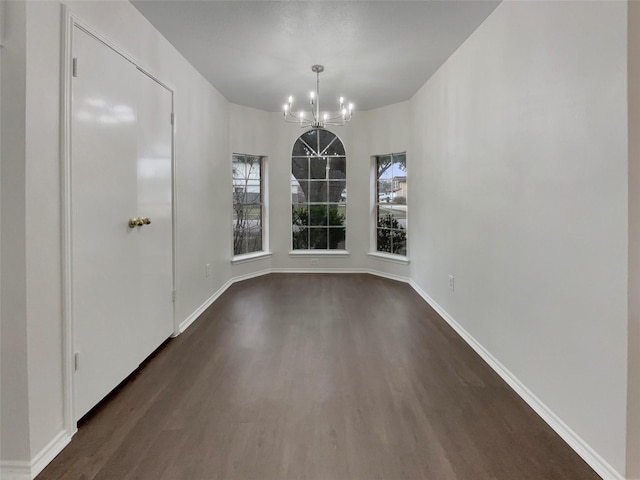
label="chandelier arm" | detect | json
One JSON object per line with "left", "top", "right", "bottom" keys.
{"left": 284, "top": 114, "right": 312, "bottom": 125}
{"left": 325, "top": 113, "right": 348, "bottom": 123}
{"left": 282, "top": 65, "right": 353, "bottom": 129}
{"left": 284, "top": 117, "right": 304, "bottom": 124}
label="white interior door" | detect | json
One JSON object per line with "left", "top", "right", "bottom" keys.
{"left": 71, "top": 27, "right": 174, "bottom": 420}
{"left": 132, "top": 70, "right": 174, "bottom": 365}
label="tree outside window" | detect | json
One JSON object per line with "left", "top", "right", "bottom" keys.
{"left": 291, "top": 129, "right": 346, "bottom": 250}
{"left": 232, "top": 154, "right": 264, "bottom": 256}
{"left": 376, "top": 153, "right": 407, "bottom": 255}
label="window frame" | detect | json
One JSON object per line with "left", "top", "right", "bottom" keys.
{"left": 370, "top": 152, "right": 408, "bottom": 262}
{"left": 231, "top": 153, "right": 269, "bottom": 261}
{"left": 290, "top": 128, "right": 348, "bottom": 253}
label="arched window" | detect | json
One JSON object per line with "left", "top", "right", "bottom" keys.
{"left": 291, "top": 129, "right": 346, "bottom": 250}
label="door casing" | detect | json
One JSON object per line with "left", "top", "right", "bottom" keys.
{"left": 61, "top": 7, "right": 178, "bottom": 433}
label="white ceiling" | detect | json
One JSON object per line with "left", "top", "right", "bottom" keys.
{"left": 131, "top": 1, "right": 500, "bottom": 112}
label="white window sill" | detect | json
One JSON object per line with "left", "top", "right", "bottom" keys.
{"left": 231, "top": 251, "right": 272, "bottom": 265}
{"left": 367, "top": 252, "right": 410, "bottom": 265}
{"left": 288, "top": 250, "right": 350, "bottom": 257}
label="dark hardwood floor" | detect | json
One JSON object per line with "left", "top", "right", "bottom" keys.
{"left": 38, "top": 273, "right": 600, "bottom": 480}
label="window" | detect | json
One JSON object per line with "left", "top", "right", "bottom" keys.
{"left": 232, "top": 154, "right": 264, "bottom": 256}
{"left": 375, "top": 152, "right": 407, "bottom": 256}
{"left": 291, "top": 129, "right": 347, "bottom": 250}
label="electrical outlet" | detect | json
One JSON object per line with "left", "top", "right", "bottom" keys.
{"left": 205, "top": 264, "right": 211, "bottom": 277}
{"left": 449, "top": 275, "right": 454, "bottom": 292}
{"left": 310, "top": 258, "right": 319, "bottom": 265}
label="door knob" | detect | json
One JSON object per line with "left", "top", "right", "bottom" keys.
{"left": 128, "top": 217, "right": 150, "bottom": 228}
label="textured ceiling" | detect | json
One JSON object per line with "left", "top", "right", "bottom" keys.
{"left": 131, "top": 1, "right": 500, "bottom": 112}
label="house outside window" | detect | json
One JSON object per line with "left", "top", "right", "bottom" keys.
{"left": 375, "top": 152, "right": 407, "bottom": 256}
{"left": 291, "top": 129, "right": 347, "bottom": 250}
{"left": 232, "top": 154, "right": 265, "bottom": 256}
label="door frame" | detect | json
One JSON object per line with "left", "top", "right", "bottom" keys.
{"left": 60, "top": 6, "right": 178, "bottom": 434}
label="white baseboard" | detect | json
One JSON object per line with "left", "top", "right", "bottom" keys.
{"left": 0, "top": 428, "right": 72, "bottom": 480}
{"left": 0, "top": 461, "right": 30, "bottom": 480}
{"left": 178, "top": 279, "right": 233, "bottom": 334}
{"left": 231, "top": 268, "right": 272, "bottom": 283}
{"left": 30, "top": 429, "right": 73, "bottom": 478}
{"left": 178, "top": 269, "right": 272, "bottom": 334}
{"left": 366, "top": 269, "right": 410, "bottom": 284}
{"left": 408, "top": 279, "right": 625, "bottom": 480}
{"left": 19, "top": 270, "right": 624, "bottom": 480}
{"left": 268, "top": 268, "right": 410, "bottom": 285}
{"left": 270, "top": 267, "right": 369, "bottom": 274}
{"left": 178, "top": 268, "right": 408, "bottom": 336}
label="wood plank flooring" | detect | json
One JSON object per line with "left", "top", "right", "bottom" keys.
{"left": 37, "top": 273, "right": 600, "bottom": 480}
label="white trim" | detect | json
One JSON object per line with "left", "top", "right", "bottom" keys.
{"left": 60, "top": 8, "right": 177, "bottom": 429}
{"left": 408, "top": 279, "right": 625, "bottom": 480}
{"left": 170, "top": 89, "right": 178, "bottom": 337}
{"left": 30, "top": 429, "right": 73, "bottom": 479}
{"left": 0, "top": 462, "right": 30, "bottom": 480}
{"left": 263, "top": 157, "right": 270, "bottom": 254}
{"left": 231, "top": 251, "right": 272, "bottom": 265}
{"left": 59, "top": 3, "right": 77, "bottom": 441}
{"left": 231, "top": 268, "right": 273, "bottom": 283}
{"left": 371, "top": 151, "right": 409, "bottom": 257}
{"left": 177, "top": 279, "right": 233, "bottom": 334}
{"left": 272, "top": 267, "right": 367, "bottom": 274}
{"left": 63, "top": 14, "right": 176, "bottom": 92}
{"left": 231, "top": 153, "right": 268, "bottom": 259}
{"left": 366, "top": 269, "right": 410, "bottom": 284}
{"left": 367, "top": 251, "right": 410, "bottom": 265}
{"left": 0, "top": 429, "right": 72, "bottom": 480}
{"left": 177, "top": 268, "right": 272, "bottom": 334}
{"left": 288, "top": 250, "right": 350, "bottom": 257}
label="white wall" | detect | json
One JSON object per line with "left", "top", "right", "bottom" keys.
{"left": 269, "top": 116, "right": 362, "bottom": 270}
{"left": 1, "top": 0, "right": 231, "bottom": 465}
{"left": 262, "top": 103, "right": 411, "bottom": 276}
{"left": 410, "top": 1, "right": 628, "bottom": 475}
{"left": 0, "top": 0, "right": 31, "bottom": 465}
{"left": 361, "top": 101, "right": 411, "bottom": 279}
{"left": 627, "top": 2, "right": 640, "bottom": 478}
{"left": 228, "top": 104, "right": 273, "bottom": 276}
{"left": 2, "top": 1, "right": 636, "bottom": 478}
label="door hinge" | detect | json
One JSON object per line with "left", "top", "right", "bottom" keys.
{"left": 72, "top": 58, "right": 78, "bottom": 77}
{"left": 74, "top": 352, "right": 80, "bottom": 371}
{"left": 170, "top": 113, "right": 175, "bottom": 125}
{"left": 172, "top": 290, "right": 176, "bottom": 302}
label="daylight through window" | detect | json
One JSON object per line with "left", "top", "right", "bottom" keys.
{"left": 232, "top": 154, "right": 264, "bottom": 256}
{"left": 291, "top": 129, "right": 346, "bottom": 250}
{"left": 376, "top": 152, "right": 407, "bottom": 255}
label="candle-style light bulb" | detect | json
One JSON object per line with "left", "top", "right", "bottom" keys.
{"left": 284, "top": 104, "right": 289, "bottom": 113}
{"left": 348, "top": 103, "right": 354, "bottom": 112}
{"left": 339, "top": 96, "right": 344, "bottom": 105}
{"left": 288, "top": 96, "right": 293, "bottom": 105}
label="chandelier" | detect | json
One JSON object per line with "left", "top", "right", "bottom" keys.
{"left": 283, "top": 65, "right": 354, "bottom": 128}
